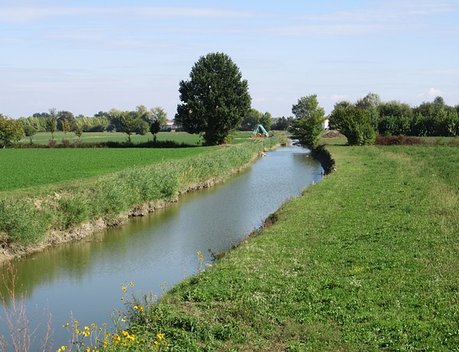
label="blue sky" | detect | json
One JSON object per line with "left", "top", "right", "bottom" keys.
{"left": 1, "top": 0, "right": 458, "bottom": 118}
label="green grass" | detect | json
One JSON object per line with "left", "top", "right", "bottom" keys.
{"left": 125, "top": 144, "right": 459, "bottom": 351}
{"left": 19, "top": 131, "right": 203, "bottom": 145}
{"left": 0, "top": 147, "right": 212, "bottom": 193}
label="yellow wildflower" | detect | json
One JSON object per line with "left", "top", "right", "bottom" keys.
{"left": 82, "top": 326, "right": 91, "bottom": 337}
{"left": 196, "top": 250, "right": 205, "bottom": 262}
{"left": 133, "top": 305, "right": 144, "bottom": 313}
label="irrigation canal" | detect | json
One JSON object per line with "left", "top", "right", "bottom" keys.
{"left": 0, "top": 145, "right": 323, "bottom": 349}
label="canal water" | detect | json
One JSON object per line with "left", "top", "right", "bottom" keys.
{"left": 0, "top": 146, "right": 322, "bottom": 349}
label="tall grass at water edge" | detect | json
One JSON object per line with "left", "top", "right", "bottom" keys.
{"left": 0, "top": 139, "right": 277, "bottom": 246}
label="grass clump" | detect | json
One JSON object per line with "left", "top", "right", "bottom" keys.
{"left": 124, "top": 144, "right": 459, "bottom": 351}
{"left": 0, "top": 199, "right": 49, "bottom": 244}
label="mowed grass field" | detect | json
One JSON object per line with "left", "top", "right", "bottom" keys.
{"left": 126, "top": 144, "right": 459, "bottom": 351}
{"left": 0, "top": 147, "right": 212, "bottom": 193}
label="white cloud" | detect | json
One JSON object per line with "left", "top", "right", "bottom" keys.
{"left": 419, "top": 87, "right": 444, "bottom": 98}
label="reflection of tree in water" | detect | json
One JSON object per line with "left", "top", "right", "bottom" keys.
{"left": 0, "top": 206, "right": 179, "bottom": 305}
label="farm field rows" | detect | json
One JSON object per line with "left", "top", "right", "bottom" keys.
{"left": 20, "top": 131, "right": 203, "bottom": 145}
{"left": 0, "top": 147, "right": 212, "bottom": 193}
{"left": 18, "top": 131, "right": 255, "bottom": 146}
{"left": 128, "top": 144, "right": 459, "bottom": 350}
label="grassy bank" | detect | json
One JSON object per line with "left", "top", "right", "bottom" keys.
{"left": 122, "top": 144, "right": 458, "bottom": 351}
{"left": 0, "top": 138, "right": 277, "bottom": 251}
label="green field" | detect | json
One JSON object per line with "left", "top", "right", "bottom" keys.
{"left": 0, "top": 147, "right": 212, "bottom": 193}
{"left": 3, "top": 132, "right": 257, "bottom": 193}
{"left": 123, "top": 144, "right": 459, "bottom": 351}
{"left": 19, "top": 131, "right": 203, "bottom": 145}
{"left": 19, "top": 131, "right": 255, "bottom": 146}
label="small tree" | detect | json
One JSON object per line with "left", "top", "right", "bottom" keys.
{"left": 175, "top": 52, "right": 251, "bottom": 145}
{"left": 23, "top": 125, "right": 37, "bottom": 144}
{"left": 74, "top": 126, "right": 83, "bottom": 141}
{"left": 0, "top": 114, "right": 24, "bottom": 148}
{"left": 260, "top": 112, "right": 272, "bottom": 131}
{"left": 150, "top": 120, "right": 161, "bottom": 142}
{"left": 288, "top": 95, "right": 325, "bottom": 150}
{"left": 117, "top": 111, "right": 138, "bottom": 142}
{"left": 46, "top": 109, "right": 57, "bottom": 141}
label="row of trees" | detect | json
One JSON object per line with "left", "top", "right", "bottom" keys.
{"left": 288, "top": 92, "right": 459, "bottom": 149}
{"left": 329, "top": 93, "right": 459, "bottom": 145}
{"left": 0, "top": 106, "right": 169, "bottom": 146}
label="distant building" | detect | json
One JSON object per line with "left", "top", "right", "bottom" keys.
{"left": 161, "top": 120, "right": 178, "bottom": 131}
{"left": 323, "top": 118, "right": 329, "bottom": 130}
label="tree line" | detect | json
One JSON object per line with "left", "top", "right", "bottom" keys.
{"left": 289, "top": 92, "right": 459, "bottom": 149}
{"left": 4, "top": 52, "right": 458, "bottom": 149}
{"left": 0, "top": 106, "right": 169, "bottom": 147}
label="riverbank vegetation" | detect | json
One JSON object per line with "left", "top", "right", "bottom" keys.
{"left": 120, "top": 143, "right": 458, "bottom": 351}
{"left": 0, "top": 138, "right": 277, "bottom": 253}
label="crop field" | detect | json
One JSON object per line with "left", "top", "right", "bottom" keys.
{"left": 0, "top": 147, "right": 212, "bottom": 193}
{"left": 19, "top": 131, "right": 202, "bottom": 145}
{"left": 128, "top": 144, "right": 459, "bottom": 350}
{"left": 19, "top": 131, "right": 254, "bottom": 146}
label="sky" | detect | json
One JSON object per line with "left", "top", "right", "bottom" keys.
{"left": 1, "top": 0, "right": 458, "bottom": 118}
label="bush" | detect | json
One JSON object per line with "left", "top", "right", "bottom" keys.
{"left": 329, "top": 103, "right": 376, "bottom": 145}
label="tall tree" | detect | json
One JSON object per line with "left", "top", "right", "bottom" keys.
{"left": 288, "top": 95, "right": 325, "bottom": 149}
{"left": 175, "top": 52, "right": 251, "bottom": 145}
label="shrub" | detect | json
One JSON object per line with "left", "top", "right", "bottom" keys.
{"left": 329, "top": 103, "right": 376, "bottom": 145}
{"left": 57, "top": 196, "right": 91, "bottom": 229}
